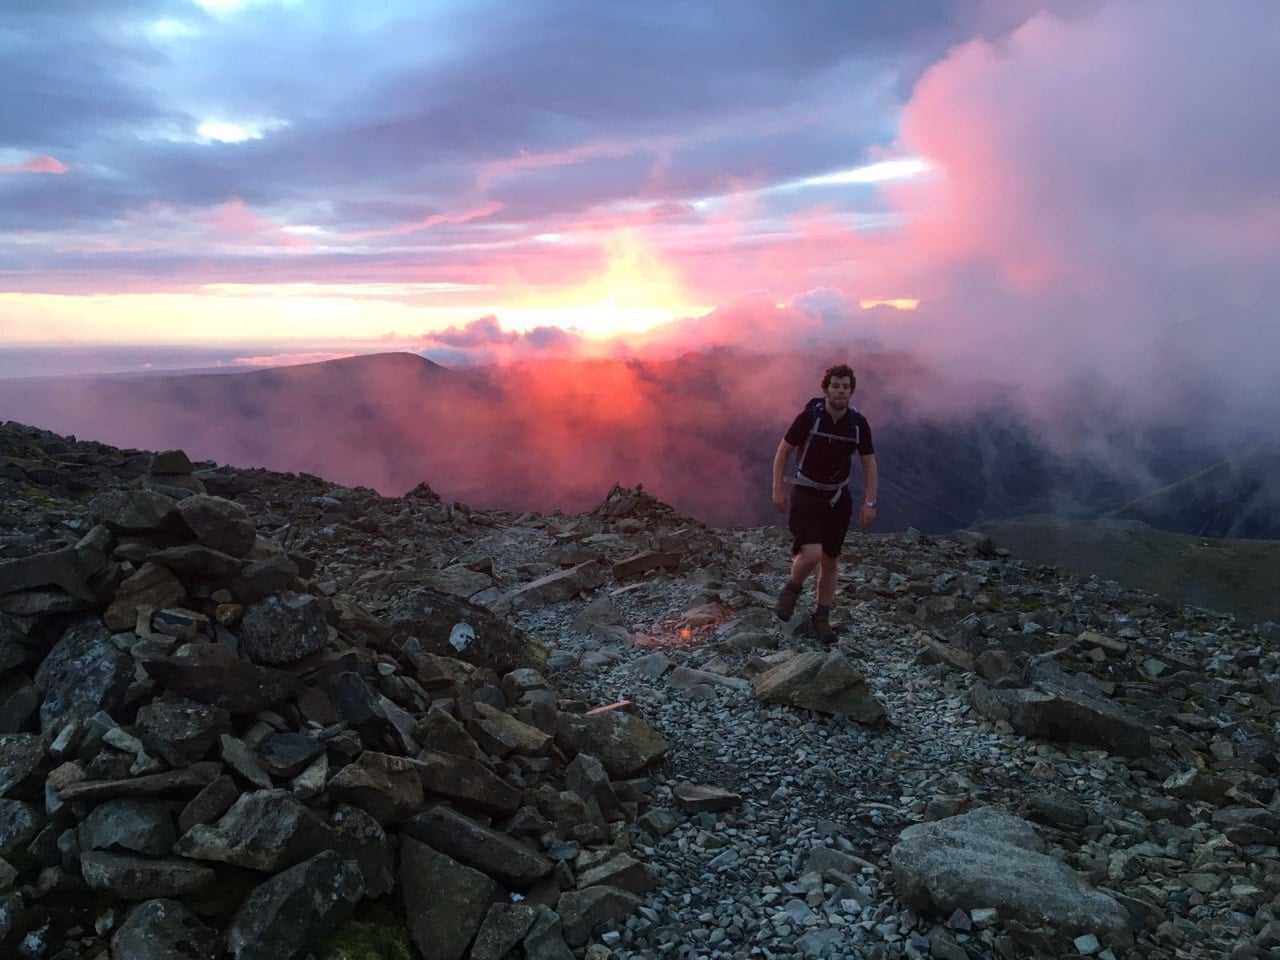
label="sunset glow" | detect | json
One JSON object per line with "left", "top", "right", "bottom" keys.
{"left": 1, "top": 0, "right": 1276, "bottom": 403}
{"left": 503, "top": 232, "right": 709, "bottom": 339}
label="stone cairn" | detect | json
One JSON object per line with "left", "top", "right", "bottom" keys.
{"left": 1, "top": 437, "right": 668, "bottom": 959}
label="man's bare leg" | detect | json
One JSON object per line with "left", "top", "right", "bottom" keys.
{"left": 776, "top": 544, "right": 823, "bottom": 620}
{"left": 788, "top": 543, "right": 824, "bottom": 587}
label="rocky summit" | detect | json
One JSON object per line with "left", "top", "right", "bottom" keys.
{"left": 0, "top": 420, "right": 1277, "bottom": 960}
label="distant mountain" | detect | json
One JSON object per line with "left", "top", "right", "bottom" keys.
{"left": 0, "top": 348, "right": 1255, "bottom": 535}
{"left": 1106, "top": 447, "right": 1280, "bottom": 539}
{"left": 977, "top": 515, "right": 1280, "bottom": 624}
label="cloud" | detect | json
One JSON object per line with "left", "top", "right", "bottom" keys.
{"left": 826, "top": 0, "right": 1280, "bottom": 443}
{"left": 0, "top": 155, "right": 67, "bottom": 175}
{"left": 0, "top": 1, "right": 1065, "bottom": 304}
{"left": 418, "top": 315, "right": 589, "bottom": 365}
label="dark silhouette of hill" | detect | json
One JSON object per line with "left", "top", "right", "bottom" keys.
{"left": 0, "top": 349, "right": 1242, "bottom": 534}
{"left": 977, "top": 515, "right": 1280, "bottom": 624}
{"left": 1105, "top": 446, "right": 1280, "bottom": 539}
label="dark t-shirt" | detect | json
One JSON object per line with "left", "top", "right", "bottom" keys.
{"left": 784, "top": 402, "right": 874, "bottom": 486}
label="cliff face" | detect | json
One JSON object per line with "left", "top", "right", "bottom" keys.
{"left": 1, "top": 420, "right": 1278, "bottom": 960}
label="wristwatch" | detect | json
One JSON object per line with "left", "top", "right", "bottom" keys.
{"left": 864, "top": 500, "right": 877, "bottom": 508}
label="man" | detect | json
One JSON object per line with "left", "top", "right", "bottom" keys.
{"left": 771, "top": 363, "right": 878, "bottom": 645}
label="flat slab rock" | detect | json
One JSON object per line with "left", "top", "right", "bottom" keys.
{"left": 751, "top": 650, "right": 886, "bottom": 724}
{"left": 889, "top": 806, "right": 1131, "bottom": 937}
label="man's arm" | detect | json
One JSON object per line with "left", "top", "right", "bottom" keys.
{"left": 858, "top": 453, "right": 878, "bottom": 528}
{"left": 771, "top": 439, "right": 795, "bottom": 513}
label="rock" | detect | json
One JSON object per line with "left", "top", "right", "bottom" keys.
{"left": 555, "top": 709, "right": 669, "bottom": 778}
{"left": 225, "top": 849, "right": 364, "bottom": 960}
{"left": 564, "top": 752, "right": 619, "bottom": 821}
{"left": 33, "top": 617, "right": 132, "bottom": 731}
{"left": 557, "top": 885, "right": 643, "bottom": 948}
{"left": 890, "top": 807, "right": 1131, "bottom": 936}
{"left": 111, "top": 898, "right": 220, "bottom": 960}
{"left": 0, "top": 733, "right": 45, "bottom": 799}
{"left": 80, "top": 851, "right": 216, "bottom": 900}
{"left": 329, "top": 804, "right": 395, "bottom": 899}
{"left": 1162, "top": 767, "right": 1230, "bottom": 803}
{"left": 78, "top": 798, "right": 176, "bottom": 856}
{"left": 401, "top": 803, "right": 554, "bottom": 889}
{"left": 176, "top": 495, "right": 257, "bottom": 557}
{"left": 141, "top": 645, "right": 301, "bottom": 713}
{"left": 469, "top": 701, "right": 554, "bottom": 756}
{"left": 151, "top": 450, "right": 194, "bottom": 474}
{"left": 673, "top": 783, "right": 742, "bottom": 812}
{"left": 55, "top": 761, "right": 223, "bottom": 805}
{"left": 470, "top": 903, "right": 539, "bottom": 960}
{"left": 400, "top": 836, "right": 502, "bottom": 960}
{"left": 0, "top": 799, "right": 42, "bottom": 856}
{"left": 751, "top": 651, "right": 886, "bottom": 724}
{"left": 237, "top": 592, "right": 329, "bottom": 665}
{"left": 492, "top": 561, "right": 607, "bottom": 613}
{"left": 576, "top": 853, "right": 654, "bottom": 894}
{"left": 915, "top": 632, "right": 975, "bottom": 672}
{"left": 256, "top": 732, "right": 324, "bottom": 779}
{"left": 0, "top": 527, "right": 109, "bottom": 601}
{"left": 389, "top": 586, "right": 548, "bottom": 675}
{"left": 327, "top": 751, "right": 425, "bottom": 825}
{"left": 174, "top": 789, "right": 330, "bottom": 872}
{"left": 970, "top": 680, "right": 1151, "bottom": 757}
{"left": 1211, "top": 806, "right": 1280, "bottom": 845}
{"left": 612, "top": 550, "right": 681, "bottom": 580}
{"left": 232, "top": 554, "right": 300, "bottom": 603}
{"left": 178, "top": 775, "right": 239, "bottom": 834}
{"left": 668, "top": 665, "right": 750, "bottom": 691}
{"left": 522, "top": 903, "right": 575, "bottom": 960}
{"left": 134, "top": 696, "right": 231, "bottom": 767}
{"left": 1023, "top": 791, "right": 1090, "bottom": 830}
{"left": 147, "top": 544, "right": 244, "bottom": 580}
{"left": 410, "top": 749, "right": 523, "bottom": 816}
{"left": 431, "top": 564, "right": 493, "bottom": 598}
{"left": 90, "top": 489, "right": 180, "bottom": 533}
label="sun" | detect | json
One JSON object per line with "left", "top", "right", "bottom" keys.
{"left": 503, "top": 231, "right": 708, "bottom": 339}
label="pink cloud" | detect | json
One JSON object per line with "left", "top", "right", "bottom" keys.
{"left": 0, "top": 155, "right": 67, "bottom": 175}
{"left": 849, "top": 0, "right": 1280, "bottom": 432}
{"left": 202, "top": 197, "right": 310, "bottom": 249}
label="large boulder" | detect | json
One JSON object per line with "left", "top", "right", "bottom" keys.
{"left": 751, "top": 651, "right": 886, "bottom": 724}
{"left": 111, "top": 899, "right": 220, "bottom": 960}
{"left": 385, "top": 585, "right": 548, "bottom": 675}
{"left": 33, "top": 617, "right": 132, "bottom": 731}
{"left": 400, "top": 803, "right": 554, "bottom": 890}
{"left": 225, "top": 849, "right": 364, "bottom": 960}
{"left": 970, "top": 681, "right": 1151, "bottom": 758}
{"left": 400, "top": 836, "right": 502, "bottom": 960}
{"left": 237, "top": 592, "right": 329, "bottom": 665}
{"left": 490, "top": 561, "right": 607, "bottom": 614}
{"left": 174, "top": 789, "right": 330, "bottom": 872}
{"left": 555, "top": 709, "right": 668, "bottom": 778}
{"left": 176, "top": 495, "right": 257, "bottom": 558}
{"left": 890, "top": 807, "right": 1131, "bottom": 937}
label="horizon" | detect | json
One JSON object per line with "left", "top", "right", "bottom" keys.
{"left": 3, "top": 1, "right": 1280, "bottom": 434}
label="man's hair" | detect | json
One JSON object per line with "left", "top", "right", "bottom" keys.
{"left": 821, "top": 363, "right": 856, "bottom": 392}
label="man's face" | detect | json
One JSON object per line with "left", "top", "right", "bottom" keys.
{"left": 824, "top": 376, "right": 853, "bottom": 409}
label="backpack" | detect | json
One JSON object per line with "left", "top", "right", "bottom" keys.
{"left": 787, "top": 398, "right": 860, "bottom": 503}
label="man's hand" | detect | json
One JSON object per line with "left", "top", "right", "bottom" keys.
{"left": 772, "top": 484, "right": 787, "bottom": 513}
{"left": 859, "top": 503, "right": 877, "bottom": 529}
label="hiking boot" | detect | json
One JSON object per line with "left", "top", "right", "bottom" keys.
{"left": 774, "top": 584, "right": 801, "bottom": 621}
{"left": 811, "top": 609, "right": 837, "bottom": 646}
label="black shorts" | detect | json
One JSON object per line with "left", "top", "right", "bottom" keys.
{"left": 788, "top": 487, "right": 853, "bottom": 558}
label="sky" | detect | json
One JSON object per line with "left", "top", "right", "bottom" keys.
{"left": 2, "top": 0, "right": 1279, "bottom": 443}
